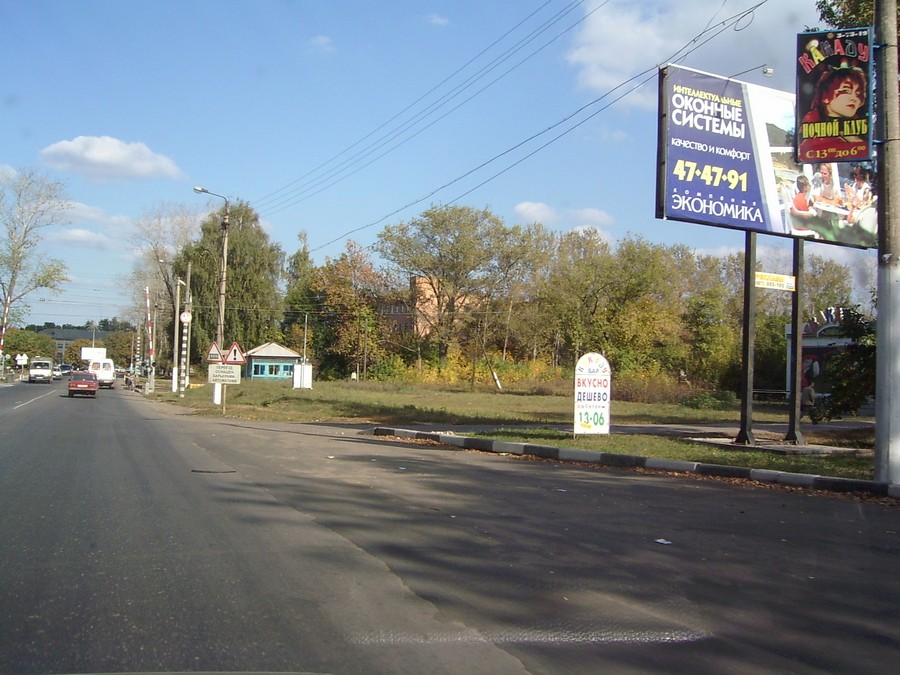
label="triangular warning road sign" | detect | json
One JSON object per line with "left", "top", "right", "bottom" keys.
{"left": 224, "top": 342, "right": 247, "bottom": 364}
{"left": 206, "top": 341, "right": 223, "bottom": 363}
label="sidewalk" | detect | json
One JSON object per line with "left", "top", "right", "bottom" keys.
{"left": 371, "top": 420, "right": 897, "bottom": 500}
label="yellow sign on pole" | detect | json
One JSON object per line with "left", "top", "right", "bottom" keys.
{"left": 755, "top": 272, "right": 796, "bottom": 291}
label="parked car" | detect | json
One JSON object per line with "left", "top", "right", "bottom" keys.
{"left": 68, "top": 371, "right": 98, "bottom": 398}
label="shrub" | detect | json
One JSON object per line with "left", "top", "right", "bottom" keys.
{"left": 682, "top": 390, "right": 738, "bottom": 410}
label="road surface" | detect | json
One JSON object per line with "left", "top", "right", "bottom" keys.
{"left": 1, "top": 380, "right": 897, "bottom": 673}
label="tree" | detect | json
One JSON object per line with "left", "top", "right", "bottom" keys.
{"left": 309, "top": 241, "right": 388, "bottom": 379}
{"left": 65, "top": 339, "right": 93, "bottom": 367}
{"left": 0, "top": 169, "right": 70, "bottom": 370}
{"left": 681, "top": 258, "right": 740, "bottom": 388}
{"left": 105, "top": 330, "right": 137, "bottom": 368}
{"left": 282, "top": 231, "right": 317, "bottom": 350}
{"left": 177, "top": 200, "right": 284, "bottom": 362}
{"left": 815, "top": 1, "right": 899, "bottom": 29}
{"left": 376, "top": 205, "right": 515, "bottom": 364}
{"left": 535, "top": 228, "right": 614, "bottom": 367}
{"left": 2, "top": 328, "right": 55, "bottom": 361}
{"left": 813, "top": 306, "right": 876, "bottom": 421}
{"left": 128, "top": 202, "right": 201, "bottom": 370}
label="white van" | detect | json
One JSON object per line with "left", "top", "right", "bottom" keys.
{"left": 88, "top": 358, "right": 116, "bottom": 389}
{"left": 28, "top": 358, "right": 54, "bottom": 383}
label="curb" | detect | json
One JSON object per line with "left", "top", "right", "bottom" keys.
{"left": 373, "top": 427, "right": 899, "bottom": 500}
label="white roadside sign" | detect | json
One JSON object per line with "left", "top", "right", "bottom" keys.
{"left": 574, "top": 352, "right": 612, "bottom": 435}
{"left": 207, "top": 363, "right": 242, "bottom": 385}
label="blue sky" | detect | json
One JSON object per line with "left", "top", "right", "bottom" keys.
{"left": 2, "top": 0, "right": 876, "bottom": 327}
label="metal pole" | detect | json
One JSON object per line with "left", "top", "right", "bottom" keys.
{"left": 215, "top": 206, "right": 230, "bottom": 407}
{"left": 171, "top": 278, "right": 181, "bottom": 393}
{"left": 179, "top": 261, "right": 192, "bottom": 399}
{"left": 785, "top": 238, "right": 805, "bottom": 444}
{"left": 149, "top": 296, "right": 158, "bottom": 394}
{"left": 875, "top": 0, "right": 900, "bottom": 483}
{"left": 735, "top": 231, "right": 757, "bottom": 445}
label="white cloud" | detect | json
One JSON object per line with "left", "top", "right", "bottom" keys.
{"left": 570, "top": 207, "right": 614, "bottom": 228}
{"left": 40, "top": 136, "right": 184, "bottom": 181}
{"left": 514, "top": 200, "right": 558, "bottom": 224}
{"left": 0, "top": 164, "right": 16, "bottom": 180}
{"left": 566, "top": 1, "right": 821, "bottom": 110}
{"left": 514, "top": 202, "right": 616, "bottom": 239}
{"left": 426, "top": 13, "right": 449, "bottom": 27}
{"left": 48, "top": 227, "right": 118, "bottom": 251}
{"left": 67, "top": 201, "right": 129, "bottom": 228}
{"left": 309, "top": 35, "right": 336, "bottom": 54}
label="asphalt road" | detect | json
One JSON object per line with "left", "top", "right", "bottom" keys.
{"left": 1, "top": 379, "right": 897, "bottom": 674}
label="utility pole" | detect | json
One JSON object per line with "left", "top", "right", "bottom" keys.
{"left": 180, "top": 260, "right": 192, "bottom": 398}
{"left": 875, "top": 0, "right": 899, "bottom": 483}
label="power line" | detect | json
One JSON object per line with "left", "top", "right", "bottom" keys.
{"left": 255, "top": 1, "right": 595, "bottom": 217}
{"left": 310, "top": 1, "right": 770, "bottom": 253}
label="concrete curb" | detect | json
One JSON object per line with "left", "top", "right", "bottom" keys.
{"left": 373, "top": 427, "right": 899, "bottom": 499}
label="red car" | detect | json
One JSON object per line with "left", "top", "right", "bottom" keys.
{"left": 68, "top": 371, "right": 98, "bottom": 398}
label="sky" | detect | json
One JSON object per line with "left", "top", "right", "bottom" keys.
{"left": 1, "top": 0, "right": 877, "bottom": 328}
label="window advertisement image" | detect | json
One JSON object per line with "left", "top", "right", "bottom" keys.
{"left": 795, "top": 27, "right": 873, "bottom": 164}
{"left": 656, "top": 64, "right": 877, "bottom": 249}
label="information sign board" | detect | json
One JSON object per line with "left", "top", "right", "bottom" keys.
{"left": 207, "top": 363, "right": 242, "bottom": 385}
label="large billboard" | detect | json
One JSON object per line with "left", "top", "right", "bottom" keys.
{"left": 656, "top": 64, "right": 876, "bottom": 249}
{"left": 796, "top": 28, "right": 873, "bottom": 164}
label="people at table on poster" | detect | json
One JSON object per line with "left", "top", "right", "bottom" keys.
{"left": 811, "top": 163, "right": 841, "bottom": 205}
{"left": 838, "top": 165, "right": 878, "bottom": 247}
{"left": 798, "top": 64, "right": 868, "bottom": 161}
{"left": 790, "top": 174, "right": 835, "bottom": 238}
{"left": 844, "top": 165, "right": 873, "bottom": 222}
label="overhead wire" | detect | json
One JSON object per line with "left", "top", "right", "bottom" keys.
{"left": 255, "top": 0, "right": 597, "bottom": 217}
{"left": 253, "top": 0, "right": 563, "bottom": 211}
{"left": 310, "top": 0, "right": 770, "bottom": 253}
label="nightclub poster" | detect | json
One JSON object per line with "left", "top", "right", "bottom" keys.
{"left": 795, "top": 28, "right": 873, "bottom": 164}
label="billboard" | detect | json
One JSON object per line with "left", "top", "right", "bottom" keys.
{"left": 656, "top": 64, "right": 876, "bottom": 249}
{"left": 796, "top": 28, "right": 873, "bottom": 164}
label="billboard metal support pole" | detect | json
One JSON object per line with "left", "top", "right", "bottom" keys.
{"left": 785, "top": 238, "right": 805, "bottom": 444}
{"left": 736, "top": 231, "right": 757, "bottom": 445}
{"left": 875, "top": 0, "right": 900, "bottom": 483}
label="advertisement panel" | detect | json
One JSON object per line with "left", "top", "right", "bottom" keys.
{"left": 795, "top": 28, "right": 873, "bottom": 164}
{"left": 657, "top": 64, "right": 876, "bottom": 249}
{"left": 574, "top": 352, "right": 611, "bottom": 435}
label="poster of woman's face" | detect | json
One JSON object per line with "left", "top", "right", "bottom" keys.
{"left": 795, "top": 28, "right": 873, "bottom": 164}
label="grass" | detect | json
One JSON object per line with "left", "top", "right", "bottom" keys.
{"left": 147, "top": 377, "right": 877, "bottom": 481}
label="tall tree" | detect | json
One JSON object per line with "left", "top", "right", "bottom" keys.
{"left": 376, "top": 205, "right": 519, "bottom": 364}
{"left": 0, "top": 169, "right": 70, "bottom": 371}
{"left": 128, "top": 202, "right": 201, "bottom": 368}
{"left": 309, "top": 241, "right": 387, "bottom": 379}
{"left": 534, "top": 228, "right": 614, "bottom": 366}
{"left": 282, "top": 231, "right": 317, "bottom": 351}
{"left": 177, "top": 200, "right": 284, "bottom": 359}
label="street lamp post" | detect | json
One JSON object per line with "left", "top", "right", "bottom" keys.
{"left": 193, "top": 186, "right": 230, "bottom": 405}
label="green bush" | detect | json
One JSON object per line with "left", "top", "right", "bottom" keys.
{"left": 682, "top": 390, "right": 738, "bottom": 410}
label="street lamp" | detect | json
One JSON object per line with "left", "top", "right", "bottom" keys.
{"left": 193, "top": 186, "right": 230, "bottom": 405}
